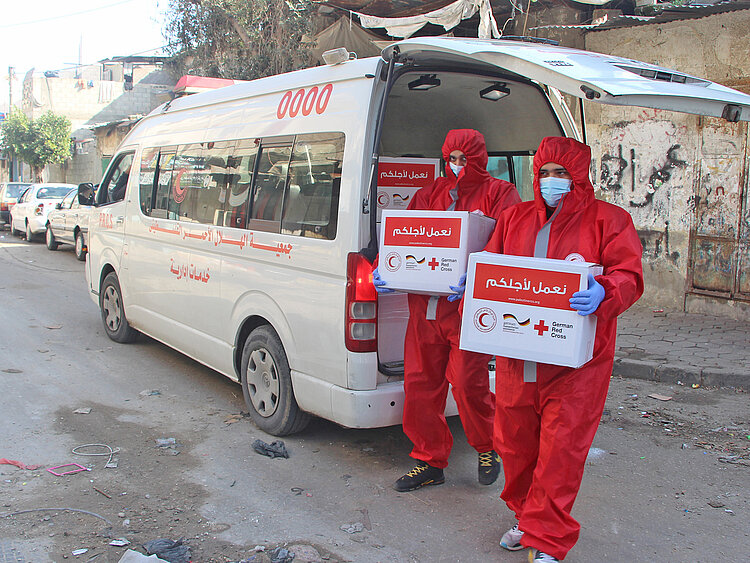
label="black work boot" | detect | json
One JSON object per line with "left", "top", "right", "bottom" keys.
{"left": 393, "top": 461, "right": 445, "bottom": 492}
{"left": 478, "top": 450, "right": 501, "bottom": 485}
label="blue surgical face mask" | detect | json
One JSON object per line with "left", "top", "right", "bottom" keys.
{"left": 449, "top": 163, "right": 464, "bottom": 176}
{"left": 539, "top": 176, "right": 572, "bottom": 207}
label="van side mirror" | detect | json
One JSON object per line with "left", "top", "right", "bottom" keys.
{"left": 78, "top": 183, "right": 95, "bottom": 206}
{"left": 55, "top": 202, "right": 63, "bottom": 209}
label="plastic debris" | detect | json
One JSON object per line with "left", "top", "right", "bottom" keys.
{"left": 140, "top": 390, "right": 161, "bottom": 396}
{"left": 648, "top": 393, "right": 672, "bottom": 401}
{"left": 252, "top": 439, "right": 289, "bottom": 459}
{"left": 691, "top": 383, "right": 700, "bottom": 389}
{"left": 72, "top": 548, "right": 89, "bottom": 555}
{"left": 340, "top": 522, "right": 365, "bottom": 534}
{"left": 269, "top": 547, "right": 295, "bottom": 563}
{"left": 155, "top": 438, "right": 176, "bottom": 447}
{"left": 1, "top": 368, "right": 23, "bottom": 374}
{"left": 73, "top": 407, "right": 92, "bottom": 414}
{"left": 0, "top": 458, "right": 41, "bottom": 470}
{"left": 47, "top": 463, "right": 90, "bottom": 476}
{"left": 118, "top": 550, "right": 169, "bottom": 562}
{"left": 143, "top": 538, "right": 191, "bottom": 563}
{"left": 110, "top": 539, "right": 131, "bottom": 546}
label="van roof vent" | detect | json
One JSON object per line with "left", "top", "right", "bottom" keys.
{"left": 614, "top": 64, "right": 710, "bottom": 87}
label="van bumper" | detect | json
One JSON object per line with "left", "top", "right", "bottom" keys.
{"left": 291, "top": 370, "right": 466, "bottom": 429}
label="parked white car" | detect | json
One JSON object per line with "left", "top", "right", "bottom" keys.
{"left": 46, "top": 187, "right": 94, "bottom": 260}
{"left": 9, "top": 183, "right": 77, "bottom": 241}
{"left": 0, "top": 182, "right": 32, "bottom": 225}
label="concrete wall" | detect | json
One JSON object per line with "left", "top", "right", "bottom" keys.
{"left": 584, "top": 10, "right": 750, "bottom": 317}
{"left": 22, "top": 63, "right": 173, "bottom": 185}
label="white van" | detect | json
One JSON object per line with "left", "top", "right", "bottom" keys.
{"left": 83, "top": 38, "right": 750, "bottom": 435}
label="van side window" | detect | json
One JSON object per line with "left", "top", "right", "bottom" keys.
{"left": 139, "top": 148, "right": 159, "bottom": 215}
{"left": 281, "top": 132, "right": 343, "bottom": 240}
{"left": 224, "top": 139, "right": 257, "bottom": 229}
{"left": 248, "top": 145, "right": 292, "bottom": 232}
{"left": 98, "top": 152, "right": 134, "bottom": 205}
{"left": 150, "top": 150, "right": 177, "bottom": 219}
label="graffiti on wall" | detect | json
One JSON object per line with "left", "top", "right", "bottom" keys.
{"left": 590, "top": 119, "right": 694, "bottom": 271}
{"left": 637, "top": 221, "right": 680, "bottom": 265}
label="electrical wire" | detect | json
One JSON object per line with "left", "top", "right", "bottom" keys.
{"left": 0, "top": 1, "right": 136, "bottom": 30}
{"left": 71, "top": 443, "right": 120, "bottom": 467}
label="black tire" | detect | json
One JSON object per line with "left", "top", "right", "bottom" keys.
{"left": 74, "top": 230, "right": 87, "bottom": 261}
{"left": 240, "top": 325, "right": 309, "bottom": 436}
{"left": 25, "top": 221, "right": 35, "bottom": 242}
{"left": 9, "top": 217, "right": 19, "bottom": 237}
{"left": 99, "top": 272, "right": 138, "bottom": 343}
{"left": 45, "top": 225, "right": 58, "bottom": 250}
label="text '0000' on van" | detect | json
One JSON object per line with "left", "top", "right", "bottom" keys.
{"left": 81, "top": 37, "right": 750, "bottom": 436}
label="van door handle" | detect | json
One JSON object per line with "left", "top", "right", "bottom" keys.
{"left": 115, "top": 216, "right": 124, "bottom": 224}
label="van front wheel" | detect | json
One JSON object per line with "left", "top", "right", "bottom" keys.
{"left": 240, "top": 326, "right": 309, "bottom": 436}
{"left": 100, "top": 272, "right": 138, "bottom": 343}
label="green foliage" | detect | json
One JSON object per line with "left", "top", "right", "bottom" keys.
{"left": 164, "top": 0, "right": 315, "bottom": 81}
{"left": 1, "top": 109, "right": 71, "bottom": 178}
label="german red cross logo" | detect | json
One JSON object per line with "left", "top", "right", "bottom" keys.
{"left": 534, "top": 320, "right": 549, "bottom": 336}
{"left": 428, "top": 258, "right": 439, "bottom": 270}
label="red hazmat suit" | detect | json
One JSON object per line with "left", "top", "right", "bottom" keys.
{"left": 484, "top": 136, "right": 643, "bottom": 559}
{"left": 403, "top": 129, "right": 520, "bottom": 468}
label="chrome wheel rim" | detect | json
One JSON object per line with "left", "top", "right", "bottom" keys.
{"left": 75, "top": 234, "right": 84, "bottom": 256}
{"left": 102, "top": 285, "right": 122, "bottom": 332}
{"left": 246, "top": 347, "right": 280, "bottom": 417}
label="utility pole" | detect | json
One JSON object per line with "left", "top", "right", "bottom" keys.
{"left": 7, "top": 66, "right": 14, "bottom": 181}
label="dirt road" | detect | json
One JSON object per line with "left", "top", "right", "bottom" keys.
{"left": 1, "top": 233, "right": 748, "bottom": 562}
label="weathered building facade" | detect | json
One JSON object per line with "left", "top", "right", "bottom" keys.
{"left": 583, "top": 8, "right": 750, "bottom": 318}
{"left": 19, "top": 56, "right": 174, "bottom": 185}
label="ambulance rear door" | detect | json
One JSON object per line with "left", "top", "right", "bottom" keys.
{"left": 384, "top": 37, "right": 750, "bottom": 121}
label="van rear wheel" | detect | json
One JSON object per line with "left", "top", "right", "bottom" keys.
{"left": 100, "top": 272, "right": 138, "bottom": 343}
{"left": 240, "top": 325, "right": 309, "bottom": 436}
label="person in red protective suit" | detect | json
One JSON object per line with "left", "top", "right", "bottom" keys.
{"left": 375, "top": 129, "right": 521, "bottom": 492}
{"left": 484, "top": 136, "right": 644, "bottom": 563}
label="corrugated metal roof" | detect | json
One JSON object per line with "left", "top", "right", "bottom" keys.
{"left": 530, "top": 0, "right": 750, "bottom": 33}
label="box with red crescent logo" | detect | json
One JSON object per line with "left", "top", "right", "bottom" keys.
{"left": 379, "top": 210, "right": 496, "bottom": 295}
{"left": 459, "top": 252, "right": 603, "bottom": 367}
{"left": 375, "top": 157, "right": 440, "bottom": 222}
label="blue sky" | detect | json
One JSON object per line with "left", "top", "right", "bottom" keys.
{"left": 1, "top": 0, "right": 167, "bottom": 110}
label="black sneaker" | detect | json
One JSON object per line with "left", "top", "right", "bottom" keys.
{"left": 478, "top": 450, "right": 501, "bottom": 485}
{"left": 393, "top": 461, "right": 445, "bottom": 492}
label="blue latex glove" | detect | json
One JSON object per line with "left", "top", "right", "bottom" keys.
{"left": 447, "top": 273, "right": 467, "bottom": 303}
{"left": 569, "top": 273, "right": 605, "bottom": 316}
{"left": 372, "top": 267, "right": 394, "bottom": 294}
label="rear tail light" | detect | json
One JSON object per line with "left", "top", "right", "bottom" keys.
{"left": 0, "top": 203, "right": 6, "bottom": 211}
{"left": 34, "top": 204, "right": 44, "bottom": 216}
{"left": 345, "top": 252, "right": 378, "bottom": 352}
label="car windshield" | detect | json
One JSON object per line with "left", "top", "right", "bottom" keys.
{"left": 36, "top": 186, "right": 75, "bottom": 199}
{"left": 5, "top": 183, "right": 31, "bottom": 197}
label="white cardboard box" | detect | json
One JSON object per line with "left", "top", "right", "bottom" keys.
{"left": 379, "top": 210, "right": 496, "bottom": 295}
{"left": 459, "top": 252, "right": 603, "bottom": 368}
{"left": 376, "top": 157, "right": 440, "bottom": 222}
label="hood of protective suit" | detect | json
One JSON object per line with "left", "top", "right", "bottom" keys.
{"left": 442, "top": 129, "right": 492, "bottom": 187}
{"left": 533, "top": 136, "right": 595, "bottom": 222}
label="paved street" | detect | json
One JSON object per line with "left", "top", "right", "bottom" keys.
{"left": 0, "top": 232, "right": 748, "bottom": 562}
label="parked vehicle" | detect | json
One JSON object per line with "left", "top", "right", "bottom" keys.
{"left": 83, "top": 38, "right": 750, "bottom": 436}
{"left": 46, "top": 186, "right": 94, "bottom": 260}
{"left": 10, "top": 184, "right": 77, "bottom": 241}
{"left": 0, "top": 182, "right": 32, "bottom": 225}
